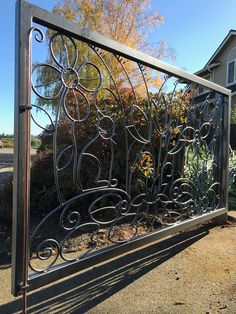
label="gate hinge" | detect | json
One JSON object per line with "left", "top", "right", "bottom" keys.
{"left": 20, "top": 104, "right": 32, "bottom": 113}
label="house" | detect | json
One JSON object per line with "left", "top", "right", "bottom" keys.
{"left": 195, "top": 30, "right": 236, "bottom": 148}
{"left": 195, "top": 29, "right": 236, "bottom": 107}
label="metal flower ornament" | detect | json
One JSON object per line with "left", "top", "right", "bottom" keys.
{"left": 32, "top": 30, "right": 102, "bottom": 124}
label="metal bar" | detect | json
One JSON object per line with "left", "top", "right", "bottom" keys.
{"left": 21, "top": 0, "right": 230, "bottom": 96}
{"left": 222, "top": 94, "right": 231, "bottom": 209}
{"left": 27, "top": 207, "right": 227, "bottom": 292}
{"left": 12, "top": 0, "right": 32, "bottom": 299}
{"left": 21, "top": 17, "right": 33, "bottom": 314}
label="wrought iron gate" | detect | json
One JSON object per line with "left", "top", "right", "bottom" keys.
{"left": 12, "top": 0, "right": 231, "bottom": 311}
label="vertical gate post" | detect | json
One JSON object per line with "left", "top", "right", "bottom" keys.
{"left": 214, "top": 94, "right": 231, "bottom": 225}
{"left": 12, "top": 0, "right": 32, "bottom": 303}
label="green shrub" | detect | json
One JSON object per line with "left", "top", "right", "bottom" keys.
{"left": 31, "top": 136, "right": 41, "bottom": 149}
{"left": 231, "top": 106, "right": 236, "bottom": 124}
{"left": 2, "top": 137, "right": 14, "bottom": 148}
{"left": 0, "top": 136, "right": 41, "bottom": 149}
{"left": 228, "top": 149, "right": 236, "bottom": 209}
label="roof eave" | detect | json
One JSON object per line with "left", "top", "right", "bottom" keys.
{"left": 204, "top": 30, "right": 236, "bottom": 67}
{"left": 195, "top": 62, "right": 220, "bottom": 76}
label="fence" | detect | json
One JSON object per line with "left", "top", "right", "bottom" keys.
{"left": 12, "top": 0, "right": 231, "bottom": 312}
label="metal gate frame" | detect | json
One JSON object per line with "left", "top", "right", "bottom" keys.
{"left": 12, "top": 0, "right": 231, "bottom": 307}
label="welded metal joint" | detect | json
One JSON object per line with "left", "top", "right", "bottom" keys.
{"left": 19, "top": 104, "right": 32, "bottom": 113}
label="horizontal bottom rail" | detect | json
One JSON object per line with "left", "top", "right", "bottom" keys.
{"left": 23, "top": 207, "right": 227, "bottom": 294}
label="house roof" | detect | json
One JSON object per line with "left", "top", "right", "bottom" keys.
{"left": 195, "top": 29, "right": 236, "bottom": 75}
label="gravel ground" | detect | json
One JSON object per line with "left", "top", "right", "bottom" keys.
{"left": 0, "top": 214, "right": 235, "bottom": 314}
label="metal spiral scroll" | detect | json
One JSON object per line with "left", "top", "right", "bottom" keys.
{"left": 29, "top": 26, "right": 224, "bottom": 272}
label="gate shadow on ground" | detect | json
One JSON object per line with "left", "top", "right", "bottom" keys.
{"left": 0, "top": 223, "right": 214, "bottom": 314}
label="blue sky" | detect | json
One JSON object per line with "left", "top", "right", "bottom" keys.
{"left": 0, "top": 0, "right": 236, "bottom": 135}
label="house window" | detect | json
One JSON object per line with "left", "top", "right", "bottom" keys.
{"left": 227, "top": 47, "right": 236, "bottom": 85}
{"left": 227, "top": 60, "right": 236, "bottom": 85}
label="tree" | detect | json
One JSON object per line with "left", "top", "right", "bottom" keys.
{"left": 50, "top": 0, "right": 174, "bottom": 90}
{"left": 33, "top": 0, "right": 175, "bottom": 114}
{"left": 53, "top": 0, "right": 169, "bottom": 55}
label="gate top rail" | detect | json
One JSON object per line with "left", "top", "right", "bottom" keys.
{"left": 22, "top": 0, "right": 230, "bottom": 96}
